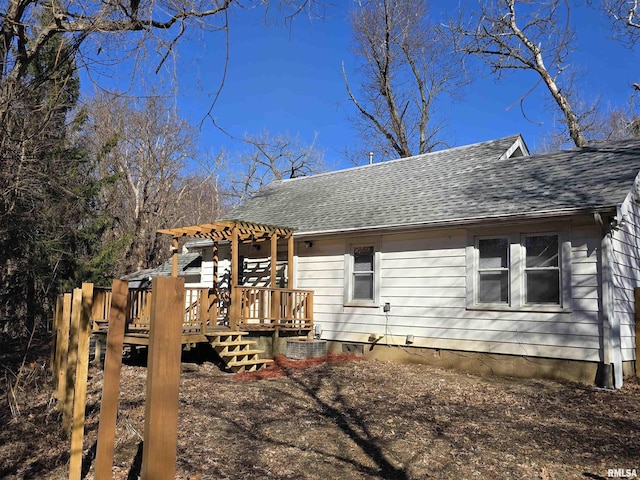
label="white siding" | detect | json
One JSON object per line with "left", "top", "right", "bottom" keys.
{"left": 198, "top": 245, "right": 231, "bottom": 289}
{"left": 297, "top": 237, "right": 346, "bottom": 320}
{"left": 193, "top": 243, "right": 289, "bottom": 289}
{"left": 298, "top": 223, "right": 605, "bottom": 363}
{"left": 612, "top": 189, "right": 640, "bottom": 362}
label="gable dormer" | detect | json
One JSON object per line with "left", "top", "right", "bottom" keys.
{"left": 500, "top": 135, "right": 530, "bottom": 160}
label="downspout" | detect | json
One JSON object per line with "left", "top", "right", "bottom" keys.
{"left": 598, "top": 212, "right": 623, "bottom": 388}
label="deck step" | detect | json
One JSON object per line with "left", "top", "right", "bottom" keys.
{"left": 227, "top": 358, "right": 274, "bottom": 367}
{"left": 218, "top": 349, "right": 265, "bottom": 358}
{"left": 206, "top": 332, "right": 249, "bottom": 340}
{"left": 206, "top": 331, "right": 272, "bottom": 372}
{"left": 209, "top": 340, "right": 257, "bottom": 348}
{"left": 227, "top": 358, "right": 274, "bottom": 372}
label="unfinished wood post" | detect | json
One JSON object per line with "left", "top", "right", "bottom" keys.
{"left": 287, "top": 235, "right": 294, "bottom": 320}
{"left": 635, "top": 287, "right": 640, "bottom": 377}
{"left": 270, "top": 234, "right": 278, "bottom": 288}
{"left": 141, "top": 276, "right": 185, "bottom": 480}
{"left": 51, "top": 295, "right": 63, "bottom": 380}
{"left": 95, "top": 280, "right": 129, "bottom": 480}
{"left": 69, "top": 283, "right": 94, "bottom": 480}
{"left": 56, "top": 293, "right": 72, "bottom": 404}
{"left": 270, "top": 234, "right": 279, "bottom": 326}
{"left": 287, "top": 235, "right": 294, "bottom": 288}
{"left": 171, "top": 238, "right": 179, "bottom": 277}
{"left": 91, "top": 289, "right": 102, "bottom": 364}
{"left": 212, "top": 242, "right": 219, "bottom": 324}
{"left": 230, "top": 227, "right": 239, "bottom": 330}
{"left": 307, "top": 291, "right": 314, "bottom": 329}
{"left": 62, "top": 288, "right": 82, "bottom": 433}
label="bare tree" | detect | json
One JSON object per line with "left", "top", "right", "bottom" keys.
{"left": 601, "top": 0, "right": 640, "bottom": 45}
{"left": 343, "top": 0, "right": 462, "bottom": 161}
{"left": 178, "top": 167, "right": 226, "bottom": 225}
{"left": 0, "top": 0, "right": 322, "bottom": 84}
{"left": 225, "top": 130, "right": 324, "bottom": 203}
{"left": 87, "top": 92, "right": 222, "bottom": 275}
{"left": 451, "top": 0, "right": 594, "bottom": 148}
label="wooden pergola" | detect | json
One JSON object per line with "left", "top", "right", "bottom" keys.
{"left": 157, "top": 220, "right": 304, "bottom": 331}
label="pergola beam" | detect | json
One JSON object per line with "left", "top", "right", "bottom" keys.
{"left": 157, "top": 220, "right": 294, "bottom": 244}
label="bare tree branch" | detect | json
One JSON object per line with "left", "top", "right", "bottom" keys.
{"left": 86, "top": 92, "right": 223, "bottom": 273}
{"left": 343, "top": 0, "right": 462, "bottom": 161}
{"left": 451, "top": 0, "right": 591, "bottom": 148}
{"left": 601, "top": 0, "right": 640, "bottom": 45}
{"left": 225, "top": 130, "right": 325, "bottom": 203}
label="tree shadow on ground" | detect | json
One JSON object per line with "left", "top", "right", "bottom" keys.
{"left": 127, "top": 441, "right": 143, "bottom": 480}
{"left": 209, "top": 364, "right": 417, "bottom": 479}
{"left": 285, "top": 369, "right": 412, "bottom": 480}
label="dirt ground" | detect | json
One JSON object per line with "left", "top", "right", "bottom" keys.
{"left": 1, "top": 343, "right": 639, "bottom": 480}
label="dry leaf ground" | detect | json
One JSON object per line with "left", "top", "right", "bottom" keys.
{"left": 1, "top": 343, "right": 639, "bottom": 479}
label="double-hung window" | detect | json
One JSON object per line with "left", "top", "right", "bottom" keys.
{"left": 477, "top": 238, "right": 510, "bottom": 304}
{"left": 353, "top": 246, "right": 375, "bottom": 301}
{"left": 524, "top": 234, "right": 560, "bottom": 305}
{"left": 344, "top": 239, "right": 380, "bottom": 306}
{"left": 468, "top": 228, "right": 569, "bottom": 310}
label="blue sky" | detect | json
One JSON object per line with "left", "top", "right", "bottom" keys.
{"left": 83, "top": 1, "right": 639, "bottom": 170}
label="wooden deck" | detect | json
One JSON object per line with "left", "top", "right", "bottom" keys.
{"left": 91, "top": 284, "right": 313, "bottom": 371}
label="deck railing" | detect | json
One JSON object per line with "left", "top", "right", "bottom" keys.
{"left": 91, "top": 288, "right": 112, "bottom": 332}
{"left": 90, "top": 284, "right": 313, "bottom": 334}
{"left": 234, "top": 286, "right": 314, "bottom": 330}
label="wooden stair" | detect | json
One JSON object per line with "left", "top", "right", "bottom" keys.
{"left": 207, "top": 332, "right": 273, "bottom": 373}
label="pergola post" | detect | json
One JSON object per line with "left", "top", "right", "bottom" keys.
{"left": 171, "top": 238, "right": 179, "bottom": 278}
{"left": 270, "top": 234, "right": 279, "bottom": 328}
{"left": 230, "top": 226, "right": 240, "bottom": 330}
{"left": 210, "top": 242, "right": 219, "bottom": 325}
{"left": 286, "top": 235, "right": 294, "bottom": 321}
{"left": 213, "top": 242, "right": 219, "bottom": 291}
{"left": 287, "top": 235, "right": 294, "bottom": 288}
{"left": 270, "top": 234, "right": 278, "bottom": 288}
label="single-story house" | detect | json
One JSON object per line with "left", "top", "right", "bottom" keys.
{"left": 183, "top": 134, "right": 640, "bottom": 387}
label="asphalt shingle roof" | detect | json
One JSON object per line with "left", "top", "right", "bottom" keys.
{"left": 226, "top": 135, "right": 640, "bottom": 235}
{"left": 121, "top": 253, "right": 202, "bottom": 281}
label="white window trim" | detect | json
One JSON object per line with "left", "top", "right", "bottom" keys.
{"left": 466, "top": 225, "right": 572, "bottom": 312}
{"left": 344, "top": 237, "right": 381, "bottom": 307}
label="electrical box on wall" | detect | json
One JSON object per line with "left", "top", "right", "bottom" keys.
{"left": 383, "top": 302, "right": 391, "bottom": 312}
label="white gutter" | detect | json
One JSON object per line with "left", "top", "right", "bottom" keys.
{"left": 294, "top": 206, "right": 617, "bottom": 239}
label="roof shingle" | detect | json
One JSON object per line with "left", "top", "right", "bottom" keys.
{"left": 226, "top": 135, "right": 640, "bottom": 235}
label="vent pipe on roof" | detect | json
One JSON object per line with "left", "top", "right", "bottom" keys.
{"left": 368, "top": 151, "right": 374, "bottom": 165}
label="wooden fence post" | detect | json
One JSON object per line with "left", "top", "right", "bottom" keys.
{"left": 51, "top": 295, "right": 63, "bottom": 380}
{"left": 95, "top": 280, "right": 129, "bottom": 480}
{"left": 56, "top": 293, "right": 72, "bottom": 404}
{"left": 69, "top": 283, "right": 94, "bottom": 480}
{"left": 140, "top": 277, "right": 185, "bottom": 480}
{"left": 62, "top": 288, "right": 82, "bottom": 433}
